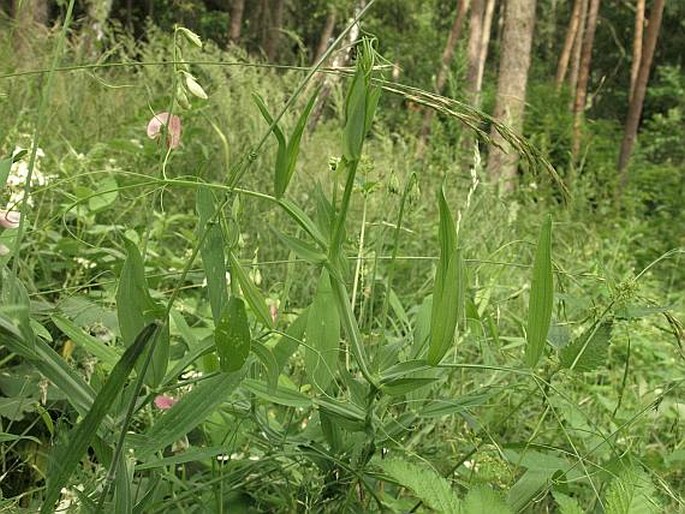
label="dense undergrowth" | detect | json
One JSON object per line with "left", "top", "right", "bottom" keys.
{"left": 0, "top": 14, "right": 684, "bottom": 514}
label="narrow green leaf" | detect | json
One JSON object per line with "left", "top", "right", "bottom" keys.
{"left": 52, "top": 314, "right": 121, "bottom": 369}
{"left": 560, "top": 321, "right": 613, "bottom": 372}
{"left": 506, "top": 470, "right": 550, "bottom": 512}
{"left": 272, "top": 308, "right": 308, "bottom": 372}
{"left": 196, "top": 186, "right": 227, "bottom": 324}
{"left": 215, "top": 297, "right": 251, "bottom": 372}
{"left": 116, "top": 240, "right": 169, "bottom": 387}
{"left": 278, "top": 198, "right": 328, "bottom": 249}
{"left": 228, "top": 251, "right": 272, "bottom": 328}
{"left": 253, "top": 93, "right": 288, "bottom": 196}
{"left": 243, "top": 378, "right": 311, "bottom": 408}
{"left": 278, "top": 89, "right": 319, "bottom": 197}
{"left": 114, "top": 455, "right": 133, "bottom": 514}
{"left": 0, "top": 157, "right": 11, "bottom": 188}
{"left": 304, "top": 269, "right": 340, "bottom": 390}
{"left": 134, "top": 370, "right": 245, "bottom": 460}
{"left": 250, "top": 340, "right": 279, "bottom": 390}
{"left": 525, "top": 214, "right": 553, "bottom": 368}
{"left": 427, "top": 188, "right": 461, "bottom": 365}
{"left": 343, "top": 66, "right": 368, "bottom": 161}
{"left": 41, "top": 322, "right": 159, "bottom": 514}
{"left": 272, "top": 229, "right": 327, "bottom": 265}
{"left": 375, "top": 457, "right": 461, "bottom": 513}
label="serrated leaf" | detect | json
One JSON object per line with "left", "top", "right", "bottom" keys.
{"left": 305, "top": 269, "right": 340, "bottom": 390}
{"left": 214, "top": 297, "right": 251, "bottom": 372}
{"left": 605, "top": 464, "right": 660, "bottom": 514}
{"left": 428, "top": 188, "right": 463, "bottom": 365}
{"left": 375, "top": 457, "right": 461, "bottom": 513}
{"left": 116, "top": 240, "right": 168, "bottom": 387}
{"left": 525, "top": 215, "right": 553, "bottom": 368}
{"left": 463, "top": 486, "right": 512, "bottom": 514}
{"left": 560, "top": 321, "right": 612, "bottom": 372}
{"left": 553, "top": 492, "right": 585, "bottom": 514}
{"left": 41, "top": 323, "right": 159, "bottom": 514}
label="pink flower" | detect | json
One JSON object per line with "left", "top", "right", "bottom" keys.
{"left": 0, "top": 210, "right": 20, "bottom": 230}
{"left": 147, "top": 112, "right": 182, "bottom": 149}
{"left": 154, "top": 394, "right": 178, "bottom": 410}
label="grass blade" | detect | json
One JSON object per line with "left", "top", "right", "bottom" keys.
{"left": 41, "top": 322, "right": 159, "bottom": 514}
{"left": 228, "top": 250, "right": 272, "bottom": 328}
{"left": 51, "top": 314, "right": 121, "bottom": 369}
{"left": 525, "top": 215, "right": 553, "bottom": 368}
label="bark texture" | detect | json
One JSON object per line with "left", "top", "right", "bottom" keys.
{"left": 229, "top": 0, "right": 245, "bottom": 44}
{"left": 629, "top": 0, "right": 645, "bottom": 102}
{"left": 618, "top": 0, "right": 666, "bottom": 181}
{"left": 263, "top": 0, "right": 285, "bottom": 61}
{"left": 571, "top": 0, "right": 600, "bottom": 159}
{"left": 312, "top": 8, "right": 337, "bottom": 64}
{"left": 555, "top": 0, "right": 583, "bottom": 88}
{"left": 486, "top": 0, "right": 537, "bottom": 190}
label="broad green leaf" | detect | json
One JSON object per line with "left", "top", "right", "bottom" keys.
{"left": 114, "top": 455, "right": 133, "bottom": 514}
{"left": 116, "top": 240, "right": 168, "bottom": 387}
{"left": 228, "top": 251, "right": 272, "bottom": 328}
{"left": 41, "top": 322, "right": 159, "bottom": 514}
{"left": 51, "top": 314, "right": 121, "bottom": 369}
{"left": 375, "top": 457, "right": 461, "bottom": 513}
{"left": 463, "top": 486, "right": 512, "bottom": 514}
{"left": 133, "top": 369, "right": 245, "bottom": 460}
{"left": 196, "top": 186, "right": 227, "bottom": 324}
{"left": 525, "top": 215, "right": 553, "bottom": 368}
{"left": 506, "top": 470, "right": 550, "bottom": 512}
{"left": 428, "top": 188, "right": 463, "bottom": 365}
{"left": 88, "top": 175, "right": 118, "bottom": 212}
{"left": 277, "top": 88, "right": 319, "bottom": 198}
{"left": 215, "top": 297, "right": 251, "bottom": 372}
{"left": 560, "top": 320, "right": 613, "bottom": 372}
{"left": 304, "top": 269, "right": 340, "bottom": 390}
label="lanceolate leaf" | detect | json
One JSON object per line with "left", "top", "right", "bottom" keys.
{"left": 41, "top": 322, "right": 159, "bottom": 514}
{"left": 427, "top": 188, "right": 461, "bottom": 365}
{"left": 116, "top": 240, "right": 169, "bottom": 387}
{"left": 134, "top": 369, "right": 245, "bottom": 461}
{"left": 305, "top": 269, "right": 340, "bottom": 391}
{"left": 214, "top": 297, "right": 251, "bottom": 372}
{"left": 228, "top": 251, "right": 272, "bottom": 328}
{"left": 196, "top": 186, "right": 227, "bottom": 325}
{"left": 525, "top": 215, "right": 553, "bottom": 368}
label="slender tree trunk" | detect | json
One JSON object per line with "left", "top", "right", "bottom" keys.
{"left": 475, "top": 0, "right": 496, "bottom": 95}
{"left": 416, "top": 0, "right": 470, "bottom": 158}
{"left": 229, "top": 0, "right": 245, "bottom": 45}
{"left": 486, "top": 0, "right": 537, "bottom": 191}
{"left": 263, "top": 0, "right": 285, "bottom": 61}
{"left": 629, "top": 0, "right": 645, "bottom": 102}
{"left": 312, "top": 8, "right": 337, "bottom": 64}
{"left": 465, "top": 0, "right": 485, "bottom": 103}
{"left": 567, "top": 0, "right": 588, "bottom": 102}
{"left": 571, "top": 0, "right": 600, "bottom": 159}
{"left": 618, "top": 0, "right": 666, "bottom": 183}
{"left": 555, "top": 0, "right": 583, "bottom": 88}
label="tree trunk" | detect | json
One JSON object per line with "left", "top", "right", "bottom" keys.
{"left": 475, "top": 0, "right": 496, "bottom": 95}
{"left": 486, "top": 0, "right": 537, "bottom": 191}
{"left": 416, "top": 0, "right": 470, "bottom": 158}
{"left": 465, "top": 0, "right": 485, "bottom": 103}
{"left": 555, "top": 0, "right": 583, "bottom": 89}
{"left": 567, "top": 0, "right": 588, "bottom": 102}
{"left": 617, "top": 0, "right": 666, "bottom": 182}
{"left": 312, "top": 8, "right": 337, "bottom": 64}
{"left": 629, "top": 0, "right": 645, "bottom": 102}
{"left": 263, "top": 0, "right": 285, "bottom": 61}
{"left": 229, "top": 0, "right": 245, "bottom": 45}
{"left": 571, "top": 0, "right": 600, "bottom": 159}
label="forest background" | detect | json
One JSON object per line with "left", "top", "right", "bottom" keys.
{"left": 0, "top": 0, "right": 684, "bottom": 512}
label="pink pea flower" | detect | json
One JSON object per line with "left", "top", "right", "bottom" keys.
{"left": 154, "top": 394, "right": 178, "bottom": 410}
{"left": 147, "top": 112, "right": 182, "bottom": 149}
{"left": 0, "top": 210, "right": 20, "bottom": 230}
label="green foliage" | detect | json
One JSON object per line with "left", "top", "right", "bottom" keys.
{"left": 525, "top": 215, "right": 553, "bottom": 368}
